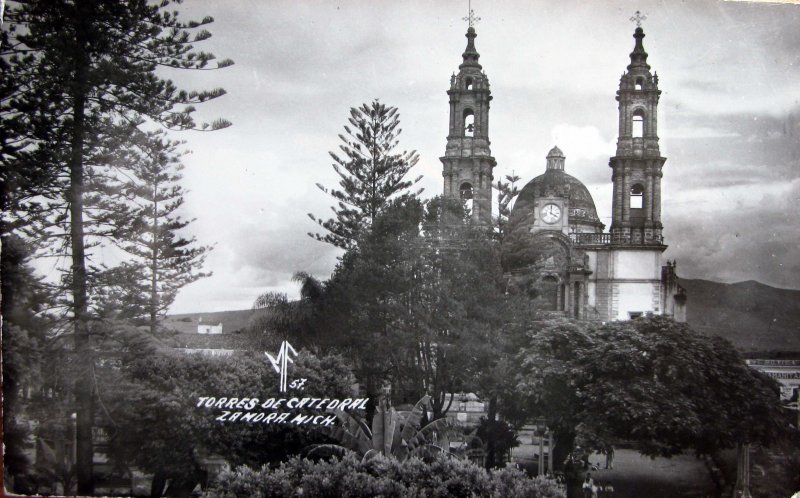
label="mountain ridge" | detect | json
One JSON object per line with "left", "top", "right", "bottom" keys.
{"left": 164, "top": 279, "right": 800, "bottom": 353}
{"left": 680, "top": 278, "right": 800, "bottom": 353}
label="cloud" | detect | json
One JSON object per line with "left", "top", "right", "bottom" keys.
{"left": 664, "top": 108, "right": 800, "bottom": 192}
{"left": 161, "top": 0, "right": 800, "bottom": 314}
{"left": 665, "top": 178, "right": 800, "bottom": 289}
{"left": 169, "top": 221, "right": 342, "bottom": 313}
{"left": 550, "top": 125, "right": 616, "bottom": 162}
{"left": 231, "top": 225, "right": 342, "bottom": 282}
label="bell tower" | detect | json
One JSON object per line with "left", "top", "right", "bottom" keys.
{"left": 609, "top": 15, "right": 666, "bottom": 246}
{"left": 441, "top": 16, "right": 496, "bottom": 225}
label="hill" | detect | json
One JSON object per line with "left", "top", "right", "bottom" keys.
{"left": 681, "top": 279, "right": 800, "bottom": 353}
{"left": 163, "top": 309, "right": 257, "bottom": 335}
{"left": 163, "top": 279, "right": 800, "bottom": 353}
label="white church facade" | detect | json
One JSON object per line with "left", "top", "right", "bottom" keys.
{"left": 441, "top": 22, "right": 687, "bottom": 322}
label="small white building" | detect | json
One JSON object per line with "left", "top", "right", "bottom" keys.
{"left": 197, "top": 318, "right": 223, "bottom": 335}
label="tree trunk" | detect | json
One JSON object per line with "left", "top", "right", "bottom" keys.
{"left": 364, "top": 378, "right": 378, "bottom": 425}
{"left": 563, "top": 458, "right": 586, "bottom": 498}
{"left": 150, "top": 471, "right": 167, "bottom": 498}
{"left": 703, "top": 452, "right": 730, "bottom": 498}
{"left": 552, "top": 429, "right": 580, "bottom": 497}
{"left": 552, "top": 430, "right": 575, "bottom": 473}
{"left": 484, "top": 395, "right": 497, "bottom": 470}
{"left": 150, "top": 189, "right": 158, "bottom": 335}
{"left": 69, "top": 6, "right": 94, "bottom": 493}
{"left": 162, "top": 464, "right": 206, "bottom": 498}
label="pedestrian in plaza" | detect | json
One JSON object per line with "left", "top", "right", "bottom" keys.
{"left": 582, "top": 473, "right": 595, "bottom": 498}
{"left": 605, "top": 445, "right": 615, "bottom": 469}
{"left": 604, "top": 480, "right": 615, "bottom": 497}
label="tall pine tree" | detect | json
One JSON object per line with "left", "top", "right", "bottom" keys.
{"left": 494, "top": 173, "right": 521, "bottom": 240}
{"left": 3, "top": 1, "right": 231, "bottom": 491}
{"left": 102, "top": 131, "right": 212, "bottom": 334}
{"left": 308, "top": 99, "right": 422, "bottom": 250}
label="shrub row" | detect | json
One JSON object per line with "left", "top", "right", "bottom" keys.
{"left": 204, "top": 453, "right": 565, "bottom": 498}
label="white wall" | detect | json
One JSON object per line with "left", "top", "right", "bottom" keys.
{"left": 613, "top": 250, "right": 660, "bottom": 279}
{"left": 198, "top": 324, "right": 223, "bottom": 335}
{"left": 615, "top": 282, "right": 659, "bottom": 320}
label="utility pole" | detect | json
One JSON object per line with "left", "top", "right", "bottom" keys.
{"left": 732, "top": 443, "right": 752, "bottom": 498}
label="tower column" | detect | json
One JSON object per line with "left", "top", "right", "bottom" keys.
{"left": 622, "top": 164, "right": 630, "bottom": 222}
{"left": 476, "top": 100, "right": 483, "bottom": 136}
{"left": 649, "top": 103, "right": 658, "bottom": 137}
{"left": 623, "top": 105, "right": 631, "bottom": 137}
{"left": 449, "top": 97, "right": 457, "bottom": 137}
{"left": 609, "top": 24, "right": 666, "bottom": 246}
{"left": 645, "top": 170, "right": 654, "bottom": 222}
{"left": 653, "top": 174, "right": 662, "bottom": 222}
{"left": 440, "top": 23, "right": 496, "bottom": 226}
{"left": 613, "top": 168, "right": 623, "bottom": 224}
{"left": 443, "top": 170, "right": 453, "bottom": 198}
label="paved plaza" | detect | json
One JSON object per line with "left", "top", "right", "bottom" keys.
{"left": 512, "top": 445, "right": 713, "bottom": 498}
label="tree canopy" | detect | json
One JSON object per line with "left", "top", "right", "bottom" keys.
{"left": 308, "top": 99, "right": 422, "bottom": 250}
{"left": 2, "top": 1, "right": 231, "bottom": 491}
{"left": 514, "top": 316, "right": 788, "bottom": 461}
{"left": 99, "top": 131, "right": 213, "bottom": 333}
{"left": 300, "top": 193, "right": 543, "bottom": 449}
{"left": 100, "top": 348, "right": 355, "bottom": 497}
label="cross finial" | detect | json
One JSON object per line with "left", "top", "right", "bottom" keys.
{"left": 630, "top": 10, "right": 647, "bottom": 28}
{"left": 463, "top": 0, "right": 481, "bottom": 28}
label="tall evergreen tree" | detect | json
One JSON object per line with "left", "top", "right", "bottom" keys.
{"left": 493, "top": 173, "right": 521, "bottom": 240}
{"left": 0, "top": 17, "right": 67, "bottom": 240}
{"left": 310, "top": 196, "right": 513, "bottom": 420}
{"left": 105, "top": 131, "right": 212, "bottom": 334}
{"left": 0, "top": 235, "right": 54, "bottom": 488}
{"left": 3, "top": 2, "right": 232, "bottom": 491}
{"left": 308, "top": 99, "right": 422, "bottom": 250}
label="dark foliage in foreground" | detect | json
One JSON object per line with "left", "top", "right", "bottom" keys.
{"left": 203, "top": 453, "right": 564, "bottom": 498}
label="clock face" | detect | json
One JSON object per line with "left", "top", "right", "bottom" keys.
{"left": 540, "top": 203, "right": 562, "bottom": 224}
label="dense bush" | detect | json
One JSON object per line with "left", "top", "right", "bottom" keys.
{"left": 204, "top": 453, "right": 565, "bottom": 498}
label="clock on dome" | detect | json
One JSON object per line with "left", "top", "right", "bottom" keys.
{"left": 540, "top": 203, "right": 561, "bottom": 224}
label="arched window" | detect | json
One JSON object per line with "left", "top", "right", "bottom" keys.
{"left": 459, "top": 182, "right": 474, "bottom": 200}
{"left": 540, "top": 275, "right": 559, "bottom": 311}
{"left": 463, "top": 109, "right": 475, "bottom": 137}
{"left": 632, "top": 109, "right": 644, "bottom": 138}
{"left": 634, "top": 77, "right": 644, "bottom": 91}
{"left": 630, "top": 183, "right": 644, "bottom": 209}
{"left": 465, "top": 77, "right": 473, "bottom": 90}
{"left": 460, "top": 182, "right": 474, "bottom": 214}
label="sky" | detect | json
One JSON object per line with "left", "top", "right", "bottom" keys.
{"left": 154, "top": 0, "right": 800, "bottom": 314}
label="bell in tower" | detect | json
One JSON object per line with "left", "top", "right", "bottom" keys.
{"left": 440, "top": 17, "right": 496, "bottom": 225}
{"left": 609, "top": 13, "right": 667, "bottom": 246}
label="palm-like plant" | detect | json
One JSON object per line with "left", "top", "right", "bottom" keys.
{"left": 307, "top": 395, "right": 454, "bottom": 462}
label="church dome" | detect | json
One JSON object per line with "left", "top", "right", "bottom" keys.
{"left": 547, "top": 145, "right": 564, "bottom": 157}
{"left": 511, "top": 147, "right": 604, "bottom": 229}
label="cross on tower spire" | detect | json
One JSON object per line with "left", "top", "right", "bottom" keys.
{"left": 463, "top": 0, "right": 481, "bottom": 28}
{"left": 629, "top": 10, "right": 647, "bottom": 28}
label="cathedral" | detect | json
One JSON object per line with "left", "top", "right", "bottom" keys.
{"left": 440, "top": 19, "right": 687, "bottom": 322}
